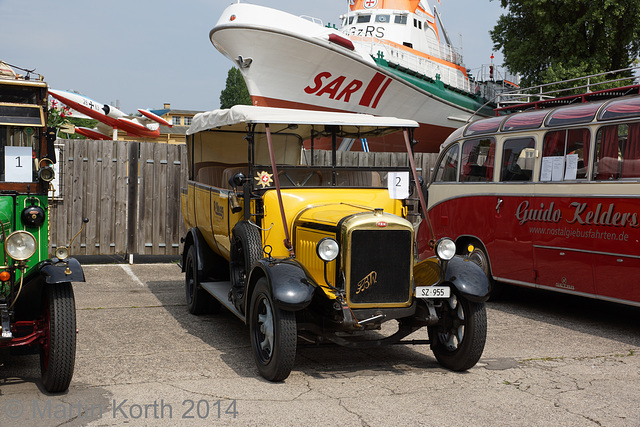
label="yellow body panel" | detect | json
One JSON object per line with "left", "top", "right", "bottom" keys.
{"left": 262, "top": 188, "right": 404, "bottom": 258}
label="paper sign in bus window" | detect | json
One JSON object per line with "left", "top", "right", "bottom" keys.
{"left": 564, "top": 153, "right": 579, "bottom": 180}
{"left": 5, "top": 146, "right": 32, "bottom": 182}
{"left": 388, "top": 171, "right": 409, "bottom": 199}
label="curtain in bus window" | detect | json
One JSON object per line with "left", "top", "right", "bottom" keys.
{"left": 596, "top": 125, "right": 619, "bottom": 180}
{"left": 485, "top": 141, "right": 495, "bottom": 180}
{"left": 621, "top": 122, "right": 640, "bottom": 178}
{"left": 543, "top": 131, "right": 564, "bottom": 156}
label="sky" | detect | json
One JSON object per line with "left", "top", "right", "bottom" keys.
{"left": 2, "top": 0, "right": 505, "bottom": 114}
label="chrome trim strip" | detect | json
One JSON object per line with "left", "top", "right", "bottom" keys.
{"left": 532, "top": 245, "right": 640, "bottom": 259}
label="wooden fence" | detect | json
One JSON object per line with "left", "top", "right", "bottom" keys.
{"left": 49, "top": 139, "right": 187, "bottom": 257}
{"left": 48, "top": 140, "right": 437, "bottom": 257}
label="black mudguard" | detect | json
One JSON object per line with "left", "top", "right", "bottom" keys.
{"left": 248, "top": 259, "right": 316, "bottom": 312}
{"left": 183, "top": 227, "right": 222, "bottom": 282}
{"left": 444, "top": 256, "right": 491, "bottom": 303}
{"left": 40, "top": 258, "right": 85, "bottom": 283}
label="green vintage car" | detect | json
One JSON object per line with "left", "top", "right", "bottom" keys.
{"left": 0, "top": 72, "right": 86, "bottom": 393}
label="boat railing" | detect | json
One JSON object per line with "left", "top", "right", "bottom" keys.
{"left": 354, "top": 36, "right": 471, "bottom": 93}
{"left": 495, "top": 66, "right": 640, "bottom": 108}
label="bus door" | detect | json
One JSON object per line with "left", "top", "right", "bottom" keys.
{"left": 532, "top": 129, "right": 595, "bottom": 295}
{"left": 492, "top": 137, "right": 537, "bottom": 283}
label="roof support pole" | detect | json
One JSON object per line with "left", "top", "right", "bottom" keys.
{"left": 265, "top": 124, "right": 294, "bottom": 257}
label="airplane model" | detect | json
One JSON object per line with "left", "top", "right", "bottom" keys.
{"left": 49, "top": 89, "right": 172, "bottom": 140}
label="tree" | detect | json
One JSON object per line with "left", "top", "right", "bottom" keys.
{"left": 490, "top": 0, "right": 640, "bottom": 87}
{"left": 219, "top": 67, "right": 252, "bottom": 109}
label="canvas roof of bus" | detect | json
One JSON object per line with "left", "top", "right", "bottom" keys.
{"left": 187, "top": 105, "right": 419, "bottom": 140}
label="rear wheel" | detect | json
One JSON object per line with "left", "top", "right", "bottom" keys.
{"left": 185, "top": 245, "right": 219, "bottom": 315}
{"left": 230, "top": 221, "right": 262, "bottom": 312}
{"left": 40, "top": 282, "right": 76, "bottom": 393}
{"left": 428, "top": 290, "right": 487, "bottom": 371}
{"left": 249, "top": 277, "right": 296, "bottom": 381}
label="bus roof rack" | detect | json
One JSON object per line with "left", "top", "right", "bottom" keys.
{"left": 494, "top": 66, "right": 640, "bottom": 114}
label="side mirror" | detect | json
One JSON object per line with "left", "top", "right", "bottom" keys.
{"left": 229, "top": 172, "right": 246, "bottom": 189}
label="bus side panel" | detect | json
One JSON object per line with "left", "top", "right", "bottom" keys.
{"left": 492, "top": 194, "right": 535, "bottom": 283}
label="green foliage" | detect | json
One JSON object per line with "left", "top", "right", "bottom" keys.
{"left": 490, "top": 0, "right": 640, "bottom": 87}
{"left": 219, "top": 67, "right": 252, "bottom": 109}
{"left": 47, "top": 99, "right": 98, "bottom": 139}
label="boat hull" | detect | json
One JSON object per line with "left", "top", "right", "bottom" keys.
{"left": 211, "top": 4, "right": 487, "bottom": 152}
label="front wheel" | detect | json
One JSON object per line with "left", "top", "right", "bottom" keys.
{"left": 428, "top": 290, "right": 487, "bottom": 371}
{"left": 40, "top": 282, "right": 77, "bottom": 393}
{"left": 249, "top": 277, "right": 296, "bottom": 381}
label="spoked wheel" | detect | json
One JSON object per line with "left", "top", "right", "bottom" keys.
{"left": 428, "top": 290, "right": 487, "bottom": 371}
{"left": 230, "top": 221, "right": 262, "bottom": 312}
{"left": 185, "top": 246, "right": 219, "bottom": 315}
{"left": 249, "top": 277, "right": 296, "bottom": 381}
{"left": 40, "top": 282, "right": 76, "bottom": 393}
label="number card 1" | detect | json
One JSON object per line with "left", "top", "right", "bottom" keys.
{"left": 387, "top": 171, "right": 409, "bottom": 199}
{"left": 5, "top": 146, "right": 33, "bottom": 182}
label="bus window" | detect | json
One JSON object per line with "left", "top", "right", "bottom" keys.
{"left": 459, "top": 138, "right": 495, "bottom": 182}
{"left": 500, "top": 137, "right": 535, "bottom": 181}
{"left": 540, "top": 129, "right": 590, "bottom": 181}
{"left": 594, "top": 123, "right": 640, "bottom": 180}
{"left": 434, "top": 143, "right": 459, "bottom": 182}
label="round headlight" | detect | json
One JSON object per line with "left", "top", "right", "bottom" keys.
{"left": 5, "top": 231, "right": 37, "bottom": 261}
{"left": 436, "top": 238, "right": 456, "bottom": 261}
{"left": 55, "top": 246, "right": 69, "bottom": 261}
{"left": 316, "top": 237, "right": 339, "bottom": 262}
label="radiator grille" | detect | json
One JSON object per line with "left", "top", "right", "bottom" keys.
{"left": 348, "top": 229, "right": 412, "bottom": 305}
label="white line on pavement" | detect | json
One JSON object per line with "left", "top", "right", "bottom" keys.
{"left": 121, "top": 264, "right": 145, "bottom": 287}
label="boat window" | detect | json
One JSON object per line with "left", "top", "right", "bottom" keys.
{"left": 357, "top": 15, "right": 371, "bottom": 23}
{"left": 418, "top": 21, "right": 422, "bottom": 30}
{"left": 348, "top": 16, "right": 354, "bottom": 25}
{"left": 434, "top": 143, "right": 459, "bottom": 183}
{"left": 502, "top": 110, "right": 548, "bottom": 132}
{"left": 545, "top": 102, "right": 603, "bottom": 127}
{"left": 593, "top": 122, "right": 640, "bottom": 180}
{"left": 540, "top": 128, "right": 590, "bottom": 181}
{"left": 375, "top": 15, "right": 390, "bottom": 23}
{"left": 394, "top": 15, "right": 407, "bottom": 25}
{"left": 501, "top": 137, "right": 535, "bottom": 182}
{"left": 413, "top": 18, "right": 418, "bottom": 28}
{"left": 460, "top": 138, "right": 495, "bottom": 182}
{"left": 599, "top": 97, "right": 640, "bottom": 121}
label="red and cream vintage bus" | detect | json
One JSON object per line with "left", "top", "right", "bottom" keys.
{"left": 427, "top": 92, "right": 640, "bottom": 306}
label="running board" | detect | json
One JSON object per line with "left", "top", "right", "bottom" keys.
{"left": 200, "top": 281, "right": 246, "bottom": 322}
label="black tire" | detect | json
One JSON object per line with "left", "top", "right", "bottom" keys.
{"left": 40, "top": 282, "right": 76, "bottom": 393}
{"left": 185, "top": 245, "right": 219, "bottom": 315}
{"left": 249, "top": 277, "right": 296, "bottom": 381}
{"left": 428, "top": 290, "right": 487, "bottom": 371}
{"left": 230, "top": 221, "right": 262, "bottom": 311}
{"left": 467, "top": 246, "right": 504, "bottom": 299}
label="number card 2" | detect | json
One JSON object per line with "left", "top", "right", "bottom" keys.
{"left": 5, "top": 146, "right": 33, "bottom": 183}
{"left": 387, "top": 171, "right": 409, "bottom": 199}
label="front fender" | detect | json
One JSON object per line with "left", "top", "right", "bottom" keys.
{"left": 444, "top": 256, "right": 490, "bottom": 303}
{"left": 40, "top": 257, "right": 85, "bottom": 283}
{"left": 248, "top": 259, "right": 316, "bottom": 312}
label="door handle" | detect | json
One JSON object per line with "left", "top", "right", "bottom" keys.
{"left": 496, "top": 198, "right": 503, "bottom": 213}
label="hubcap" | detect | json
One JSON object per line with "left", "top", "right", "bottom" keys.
{"left": 439, "top": 294, "right": 465, "bottom": 351}
{"left": 257, "top": 297, "right": 274, "bottom": 359}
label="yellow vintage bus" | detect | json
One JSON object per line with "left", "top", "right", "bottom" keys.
{"left": 180, "top": 106, "right": 490, "bottom": 381}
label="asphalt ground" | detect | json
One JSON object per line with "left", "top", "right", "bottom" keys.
{"left": 1, "top": 263, "right": 639, "bottom": 426}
